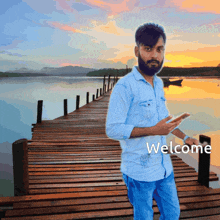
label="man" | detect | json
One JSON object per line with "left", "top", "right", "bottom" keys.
{"left": 106, "top": 23, "right": 199, "bottom": 220}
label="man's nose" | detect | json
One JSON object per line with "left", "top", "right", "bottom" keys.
{"left": 151, "top": 49, "right": 158, "bottom": 59}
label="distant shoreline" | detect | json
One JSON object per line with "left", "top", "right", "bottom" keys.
{"left": 1, "top": 66, "right": 220, "bottom": 78}
{"left": 1, "top": 75, "right": 220, "bottom": 79}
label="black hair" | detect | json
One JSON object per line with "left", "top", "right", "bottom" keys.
{"left": 135, "top": 23, "right": 166, "bottom": 47}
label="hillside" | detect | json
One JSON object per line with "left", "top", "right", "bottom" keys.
{"left": 40, "top": 66, "right": 95, "bottom": 76}
{"left": 1, "top": 66, "right": 96, "bottom": 77}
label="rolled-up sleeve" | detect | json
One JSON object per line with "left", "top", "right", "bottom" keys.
{"left": 106, "top": 83, "right": 134, "bottom": 140}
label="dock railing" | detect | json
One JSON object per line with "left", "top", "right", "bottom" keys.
{"left": 35, "top": 75, "right": 117, "bottom": 124}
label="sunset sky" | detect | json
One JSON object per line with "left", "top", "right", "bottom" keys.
{"left": 1, "top": 0, "right": 220, "bottom": 71}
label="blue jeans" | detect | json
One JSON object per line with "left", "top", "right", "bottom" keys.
{"left": 122, "top": 172, "right": 180, "bottom": 220}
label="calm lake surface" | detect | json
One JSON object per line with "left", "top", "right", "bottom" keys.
{"left": 0, "top": 76, "right": 220, "bottom": 196}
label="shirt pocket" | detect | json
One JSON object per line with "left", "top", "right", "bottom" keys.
{"left": 137, "top": 100, "right": 154, "bottom": 119}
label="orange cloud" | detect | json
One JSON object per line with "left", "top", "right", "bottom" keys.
{"left": 48, "top": 21, "right": 83, "bottom": 33}
{"left": 167, "top": 40, "right": 220, "bottom": 53}
{"left": 91, "top": 20, "right": 132, "bottom": 36}
{"left": 110, "top": 55, "right": 135, "bottom": 64}
{"left": 105, "top": 43, "right": 135, "bottom": 63}
{"left": 165, "top": 54, "right": 204, "bottom": 67}
{"left": 54, "top": 0, "right": 138, "bottom": 16}
{"left": 83, "top": 0, "right": 136, "bottom": 16}
{"left": 100, "top": 20, "right": 120, "bottom": 35}
{"left": 165, "top": 39, "right": 220, "bottom": 67}
{"left": 171, "top": 0, "right": 220, "bottom": 14}
{"left": 165, "top": 48, "right": 220, "bottom": 67}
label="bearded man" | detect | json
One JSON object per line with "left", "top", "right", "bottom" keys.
{"left": 106, "top": 23, "right": 199, "bottom": 220}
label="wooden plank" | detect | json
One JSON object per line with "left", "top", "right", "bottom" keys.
{"left": 4, "top": 194, "right": 220, "bottom": 218}
{"left": 5, "top": 202, "right": 133, "bottom": 217}
{"left": 28, "top": 169, "right": 196, "bottom": 178}
{"left": 2, "top": 208, "right": 133, "bottom": 220}
{"left": 12, "top": 195, "right": 130, "bottom": 209}
{"left": 26, "top": 173, "right": 217, "bottom": 184}
{"left": 14, "top": 188, "right": 220, "bottom": 210}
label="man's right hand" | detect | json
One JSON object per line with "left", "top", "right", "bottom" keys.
{"left": 152, "top": 115, "right": 182, "bottom": 135}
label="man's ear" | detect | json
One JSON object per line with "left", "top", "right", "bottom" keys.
{"left": 134, "top": 46, "right": 139, "bottom": 57}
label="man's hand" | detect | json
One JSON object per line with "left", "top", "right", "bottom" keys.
{"left": 185, "top": 137, "right": 199, "bottom": 146}
{"left": 152, "top": 115, "right": 182, "bottom": 136}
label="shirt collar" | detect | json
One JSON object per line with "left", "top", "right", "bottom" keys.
{"left": 132, "top": 66, "right": 160, "bottom": 85}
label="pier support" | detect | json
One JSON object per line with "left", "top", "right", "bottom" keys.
{"left": 76, "top": 95, "right": 80, "bottom": 109}
{"left": 12, "top": 139, "right": 29, "bottom": 196}
{"left": 37, "top": 100, "right": 43, "bottom": 123}
{"left": 107, "top": 75, "right": 111, "bottom": 92}
{"left": 198, "top": 135, "right": 211, "bottom": 188}
{"left": 64, "top": 99, "right": 67, "bottom": 116}
{"left": 86, "top": 92, "right": 89, "bottom": 104}
{"left": 103, "top": 75, "right": 106, "bottom": 95}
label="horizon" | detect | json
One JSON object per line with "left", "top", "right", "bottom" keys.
{"left": 2, "top": 64, "right": 220, "bottom": 73}
{"left": 1, "top": 0, "right": 220, "bottom": 71}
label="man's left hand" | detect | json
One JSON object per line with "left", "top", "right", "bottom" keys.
{"left": 185, "top": 137, "right": 199, "bottom": 146}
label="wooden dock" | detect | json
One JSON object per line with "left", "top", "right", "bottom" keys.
{"left": 0, "top": 90, "right": 220, "bottom": 219}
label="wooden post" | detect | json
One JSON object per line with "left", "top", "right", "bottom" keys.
{"left": 107, "top": 75, "right": 111, "bottom": 92}
{"left": 37, "top": 100, "right": 43, "bottom": 123}
{"left": 96, "top": 89, "right": 99, "bottom": 98}
{"left": 198, "top": 135, "right": 211, "bottom": 188}
{"left": 76, "top": 95, "right": 80, "bottom": 110}
{"left": 105, "top": 84, "right": 107, "bottom": 93}
{"left": 86, "top": 92, "right": 89, "bottom": 104}
{"left": 12, "top": 139, "right": 29, "bottom": 196}
{"left": 103, "top": 75, "right": 106, "bottom": 95}
{"left": 64, "top": 99, "right": 67, "bottom": 116}
{"left": 100, "top": 88, "right": 102, "bottom": 96}
{"left": 92, "top": 94, "right": 95, "bottom": 101}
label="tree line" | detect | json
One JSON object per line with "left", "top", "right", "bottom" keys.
{"left": 87, "top": 67, "right": 220, "bottom": 77}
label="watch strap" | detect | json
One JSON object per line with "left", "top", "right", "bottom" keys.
{"left": 183, "top": 135, "right": 189, "bottom": 143}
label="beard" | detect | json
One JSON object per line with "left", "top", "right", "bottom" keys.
{"left": 138, "top": 54, "right": 164, "bottom": 76}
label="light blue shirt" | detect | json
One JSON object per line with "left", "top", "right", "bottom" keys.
{"left": 106, "top": 66, "right": 174, "bottom": 182}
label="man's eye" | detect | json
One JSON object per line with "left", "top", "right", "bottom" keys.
{"left": 145, "top": 47, "right": 152, "bottom": 51}
{"left": 158, "top": 48, "right": 164, "bottom": 52}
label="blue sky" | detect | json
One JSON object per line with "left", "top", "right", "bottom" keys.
{"left": 1, "top": 0, "right": 220, "bottom": 71}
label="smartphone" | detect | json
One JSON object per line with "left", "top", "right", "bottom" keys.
{"left": 170, "top": 113, "right": 190, "bottom": 123}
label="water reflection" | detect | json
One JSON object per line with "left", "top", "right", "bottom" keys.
{"left": 164, "top": 78, "right": 220, "bottom": 168}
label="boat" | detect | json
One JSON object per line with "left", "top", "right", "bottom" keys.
{"left": 162, "top": 78, "right": 183, "bottom": 87}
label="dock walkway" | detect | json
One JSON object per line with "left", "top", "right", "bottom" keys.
{"left": 0, "top": 91, "right": 220, "bottom": 219}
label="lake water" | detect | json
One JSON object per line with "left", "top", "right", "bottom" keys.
{"left": 0, "top": 76, "right": 105, "bottom": 196}
{"left": 0, "top": 76, "right": 220, "bottom": 196}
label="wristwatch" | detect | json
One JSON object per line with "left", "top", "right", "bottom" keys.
{"left": 183, "top": 135, "right": 189, "bottom": 143}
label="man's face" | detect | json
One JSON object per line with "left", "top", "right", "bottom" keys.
{"left": 135, "top": 36, "right": 165, "bottom": 76}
